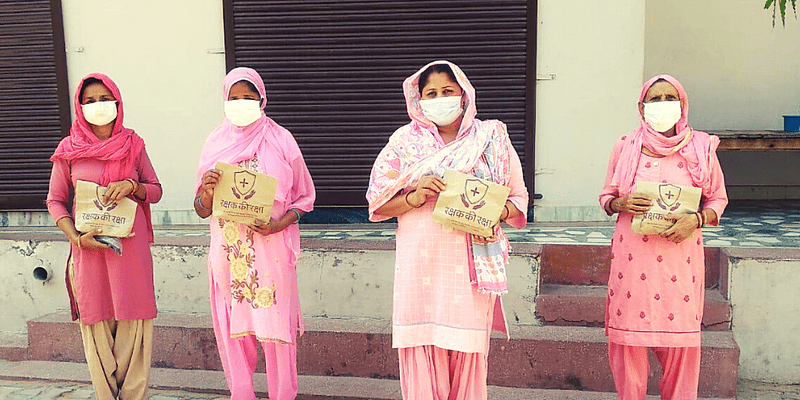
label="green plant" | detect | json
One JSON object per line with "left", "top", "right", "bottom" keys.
{"left": 765, "top": 0, "right": 797, "bottom": 26}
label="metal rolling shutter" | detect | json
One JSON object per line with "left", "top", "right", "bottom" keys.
{"left": 224, "top": 0, "right": 534, "bottom": 206}
{"left": 0, "top": 0, "right": 69, "bottom": 210}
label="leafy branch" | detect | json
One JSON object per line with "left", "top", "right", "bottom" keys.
{"left": 766, "top": 0, "right": 798, "bottom": 27}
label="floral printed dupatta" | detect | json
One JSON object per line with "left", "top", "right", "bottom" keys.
{"left": 366, "top": 61, "right": 514, "bottom": 295}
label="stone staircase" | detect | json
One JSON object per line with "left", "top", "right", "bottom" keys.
{"left": 534, "top": 244, "right": 738, "bottom": 398}
{"left": 0, "top": 242, "right": 739, "bottom": 399}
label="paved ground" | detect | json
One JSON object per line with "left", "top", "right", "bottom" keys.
{"left": 1, "top": 373, "right": 799, "bottom": 399}
{"left": 1, "top": 359, "right": 798, "bottom": 400}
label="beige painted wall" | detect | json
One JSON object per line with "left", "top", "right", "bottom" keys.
{"left": 55, "top": 1, "right": 650, "bottom": 223}
{"left": 729, "top": 257, "right": 800, "bottom": 383}
{"left": 645, "top": 1, "right": 800, "bottom": 130}
{"left": 0, "top": 240, "right": 541, "bottom": 337}
{"left": 61, "top": 0, "right": 227, "bottom": 223}
{"left": 533, "top": 1, "right": 645, "bottom": 221}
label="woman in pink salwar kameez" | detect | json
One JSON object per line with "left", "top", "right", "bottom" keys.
{"left": 47, "top": 73, "right": 162, "bottom": 400}
{"left": 599, "top": 75, "right": 728, "bottom": 400}
{"left": 366, "top": 61, "right": 528, "bottom": 400}
{"left": 194, "top": 67, "right": 315, "bottom": 400}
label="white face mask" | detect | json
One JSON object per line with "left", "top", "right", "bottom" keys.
{"left": 81, "top": 101, "right": 117, "bottom": 126}
{"left": 419, "top": 96, "right": 463, "bottom": 127}
{"left": 643, "top": 101, "right": 682, "bottom": 132}
{"left": 224, "top": 99, "right": 262, "bottom": 127}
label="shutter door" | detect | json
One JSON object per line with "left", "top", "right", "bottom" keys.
{"left": 0, "top": 0, "right": 69, "bottom": 210}
{"left": 224, "top": 0, "right": 534, "bottom": 206}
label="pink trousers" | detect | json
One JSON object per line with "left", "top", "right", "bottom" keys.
{"left": 211, "top": 282, "right": 298, "bottom": 400}
{"left": 398, "top": 345, "right": 488, "bottom": 400}
{"left": 608, "top": 342, "right": 701, "bottom": 400}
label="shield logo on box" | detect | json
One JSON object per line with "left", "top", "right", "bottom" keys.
{"left": 233, "top": 170, "right": 257, "bottom": 197}
{"left": 464, "top": 179, "right": 488, "bottom": 205}
{"left": 658, "top": 184, "right": 681, "bottom": 208}
{"left": 94, "top": 186, "right": 117, "bottom": 211}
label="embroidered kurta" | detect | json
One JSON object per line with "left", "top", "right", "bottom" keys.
{"left": 389, "top": 150, "right": 527, "bottom": 354}
{"left": 206, "top": 144, "right": 315, "bottom": 344}
{"left": 599, "top": 139, "right": 727, "bottom": 347}
{"left": 366, "top": 61, "right": 528, "bottom": 354}
{"left": 46, "top": 150, "right": 162, "bottom": 325}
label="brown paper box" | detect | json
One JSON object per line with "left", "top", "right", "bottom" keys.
{"left": 432, "top": 170, "right": 511, "bottom": 237}
{"left": 212, "top": 162, "right": 278, "bottom": 224}
{"left": 631, "top": 181, "right": 702, "bottom": 236}
{"left": 74, "top": 180, "right": 138, "bottom": 237}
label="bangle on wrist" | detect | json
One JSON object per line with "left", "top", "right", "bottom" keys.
{"left": 195, "top": 194, "right": 211, "bottom": 211}
{"left": 405, "top": 191, "right": 423, "bottom": 208}
{"left": 501, "top": 204, "right": 510, "bottom": 220}
{"left": 288, "top": 208, "right": 301, "bottom": 224}
{"left": 699, "top": 210, "right": 706, "bottom": 227}
{"left": 125, "top": 178, "right": 139, "bottom": 195}
{"left": 694, "top": 212, "right": 702, "bottom": 229}
{"left": 76, "top": 233, "right": 84, "bottom": 249}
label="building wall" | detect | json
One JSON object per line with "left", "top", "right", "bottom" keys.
{"left": 37, "top": 1, "right": 800, "bottom": 223}
{"left": 533, "top": 1, "right": 645, "bottom": 221}
{"left": 729, "top": 256, "right": 800, "bottom": 383}
{"left": 0, "top": 240, "right": 540, "bottom": 337}
{"left": 644, "top": 1, "right": 800, "bottom": 130}
{"left": 61, "top": 0, "right": 227, "bottom": 224}
{"left": 644, "top": 1, "right": 800, "bottom": 201}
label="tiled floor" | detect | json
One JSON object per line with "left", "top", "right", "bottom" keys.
{"left": 5, "top": 203, "right": 799, "bottom": 248}
{"left": 149, "top": 203, "right": 800, "bottom": 248}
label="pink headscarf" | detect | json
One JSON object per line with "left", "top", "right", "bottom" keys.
{"left": 50, "top": 73, "right": 145, "bottom": 186}
{"left": 403, "top": 60, "right": 478, "bottom": 139}
{"left": 367, "top": 60, "right": 516, "bottom": 295}
{"left": 367, "top": 60, "right": 509, "bottom": 211}
{"left": 196, "top": 67, "right": 295, "bottom": 204}
{"left": 608, "top": 74, "right": 719, "bottom": 197}
{"left": 50, "top": 73, "right": 154, "bottom": 242}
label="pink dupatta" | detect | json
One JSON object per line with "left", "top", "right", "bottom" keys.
{"left": 608, "top": 74, "right": 720, "bottom": 198}
{"left": 49, "top": 73, "right": 153, "bottom": 242}
{"left": 196, "top": 67, "right": 313, "bottom": 305}
{"left": 366, "top": 60, "right": 515, "bottom": 295}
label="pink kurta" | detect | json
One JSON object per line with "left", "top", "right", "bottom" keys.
{"left": 46, "top": 149, "right": 162, "bottom": 325}
{"left": 388, "top": 148, "right": 527, "bottom": 354}
{"left": 206, "top": 138, "right": 315, "bottom": 344}
{"left": 599, "top": 139, "right": 727, "bottom": 347}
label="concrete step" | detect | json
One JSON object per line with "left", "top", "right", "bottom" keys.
{"left": 535, "top": 284, "right": 732, "bottom": 330}
{"left": 540, "top": 244, "right": 723, "bottom": 289}
{"left": 0, "top": 360, "right": 736, "bottom": 400}
{"left": 0, "top": 333, "right": 26, "bottom": 362}
{"left": 17, "top": 312, "right": 738, "bottom": 398}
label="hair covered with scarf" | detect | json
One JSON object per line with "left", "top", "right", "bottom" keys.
{"left": 366, "top": 60, "right": 504, "bottom": 215}
{"left": 366, "top": 60, "right": 527, "bottom": 296}
{"left": 49, "top": 73, "right": 155, "bottom": 241}
{"left": 50, "top": 73, "right": 145, "bottom": 186}
{"left": 607, "top": 74, "right": 720, "bottom": 198}
{"left": 195, "top": 67, "right": 305, "bottom": 211}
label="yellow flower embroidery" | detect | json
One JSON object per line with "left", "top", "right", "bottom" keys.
{"left": 253, "top": 285, "right": 276, "bottom": 309}
{"left": 230, "top": 257, "right": 249, "bottom": 281}
{"left": 238, "top": 243, "right": 252, "bottom": 258}
{"left": 241, "top": 287, "right": 255, "bottom": 300}
{"left": 222, "top": 221, "right": 240, "bottom": 245}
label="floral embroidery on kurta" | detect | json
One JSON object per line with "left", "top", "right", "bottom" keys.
{"left": 220, "top": 219, "right": 276, "bottom": 309}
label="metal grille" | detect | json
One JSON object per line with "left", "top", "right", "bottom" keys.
{"left": 224, "top": 0, "right": 533, "bottom": 205}
{"left": 0, "top": 0, "right": 69, "bottom": 210}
